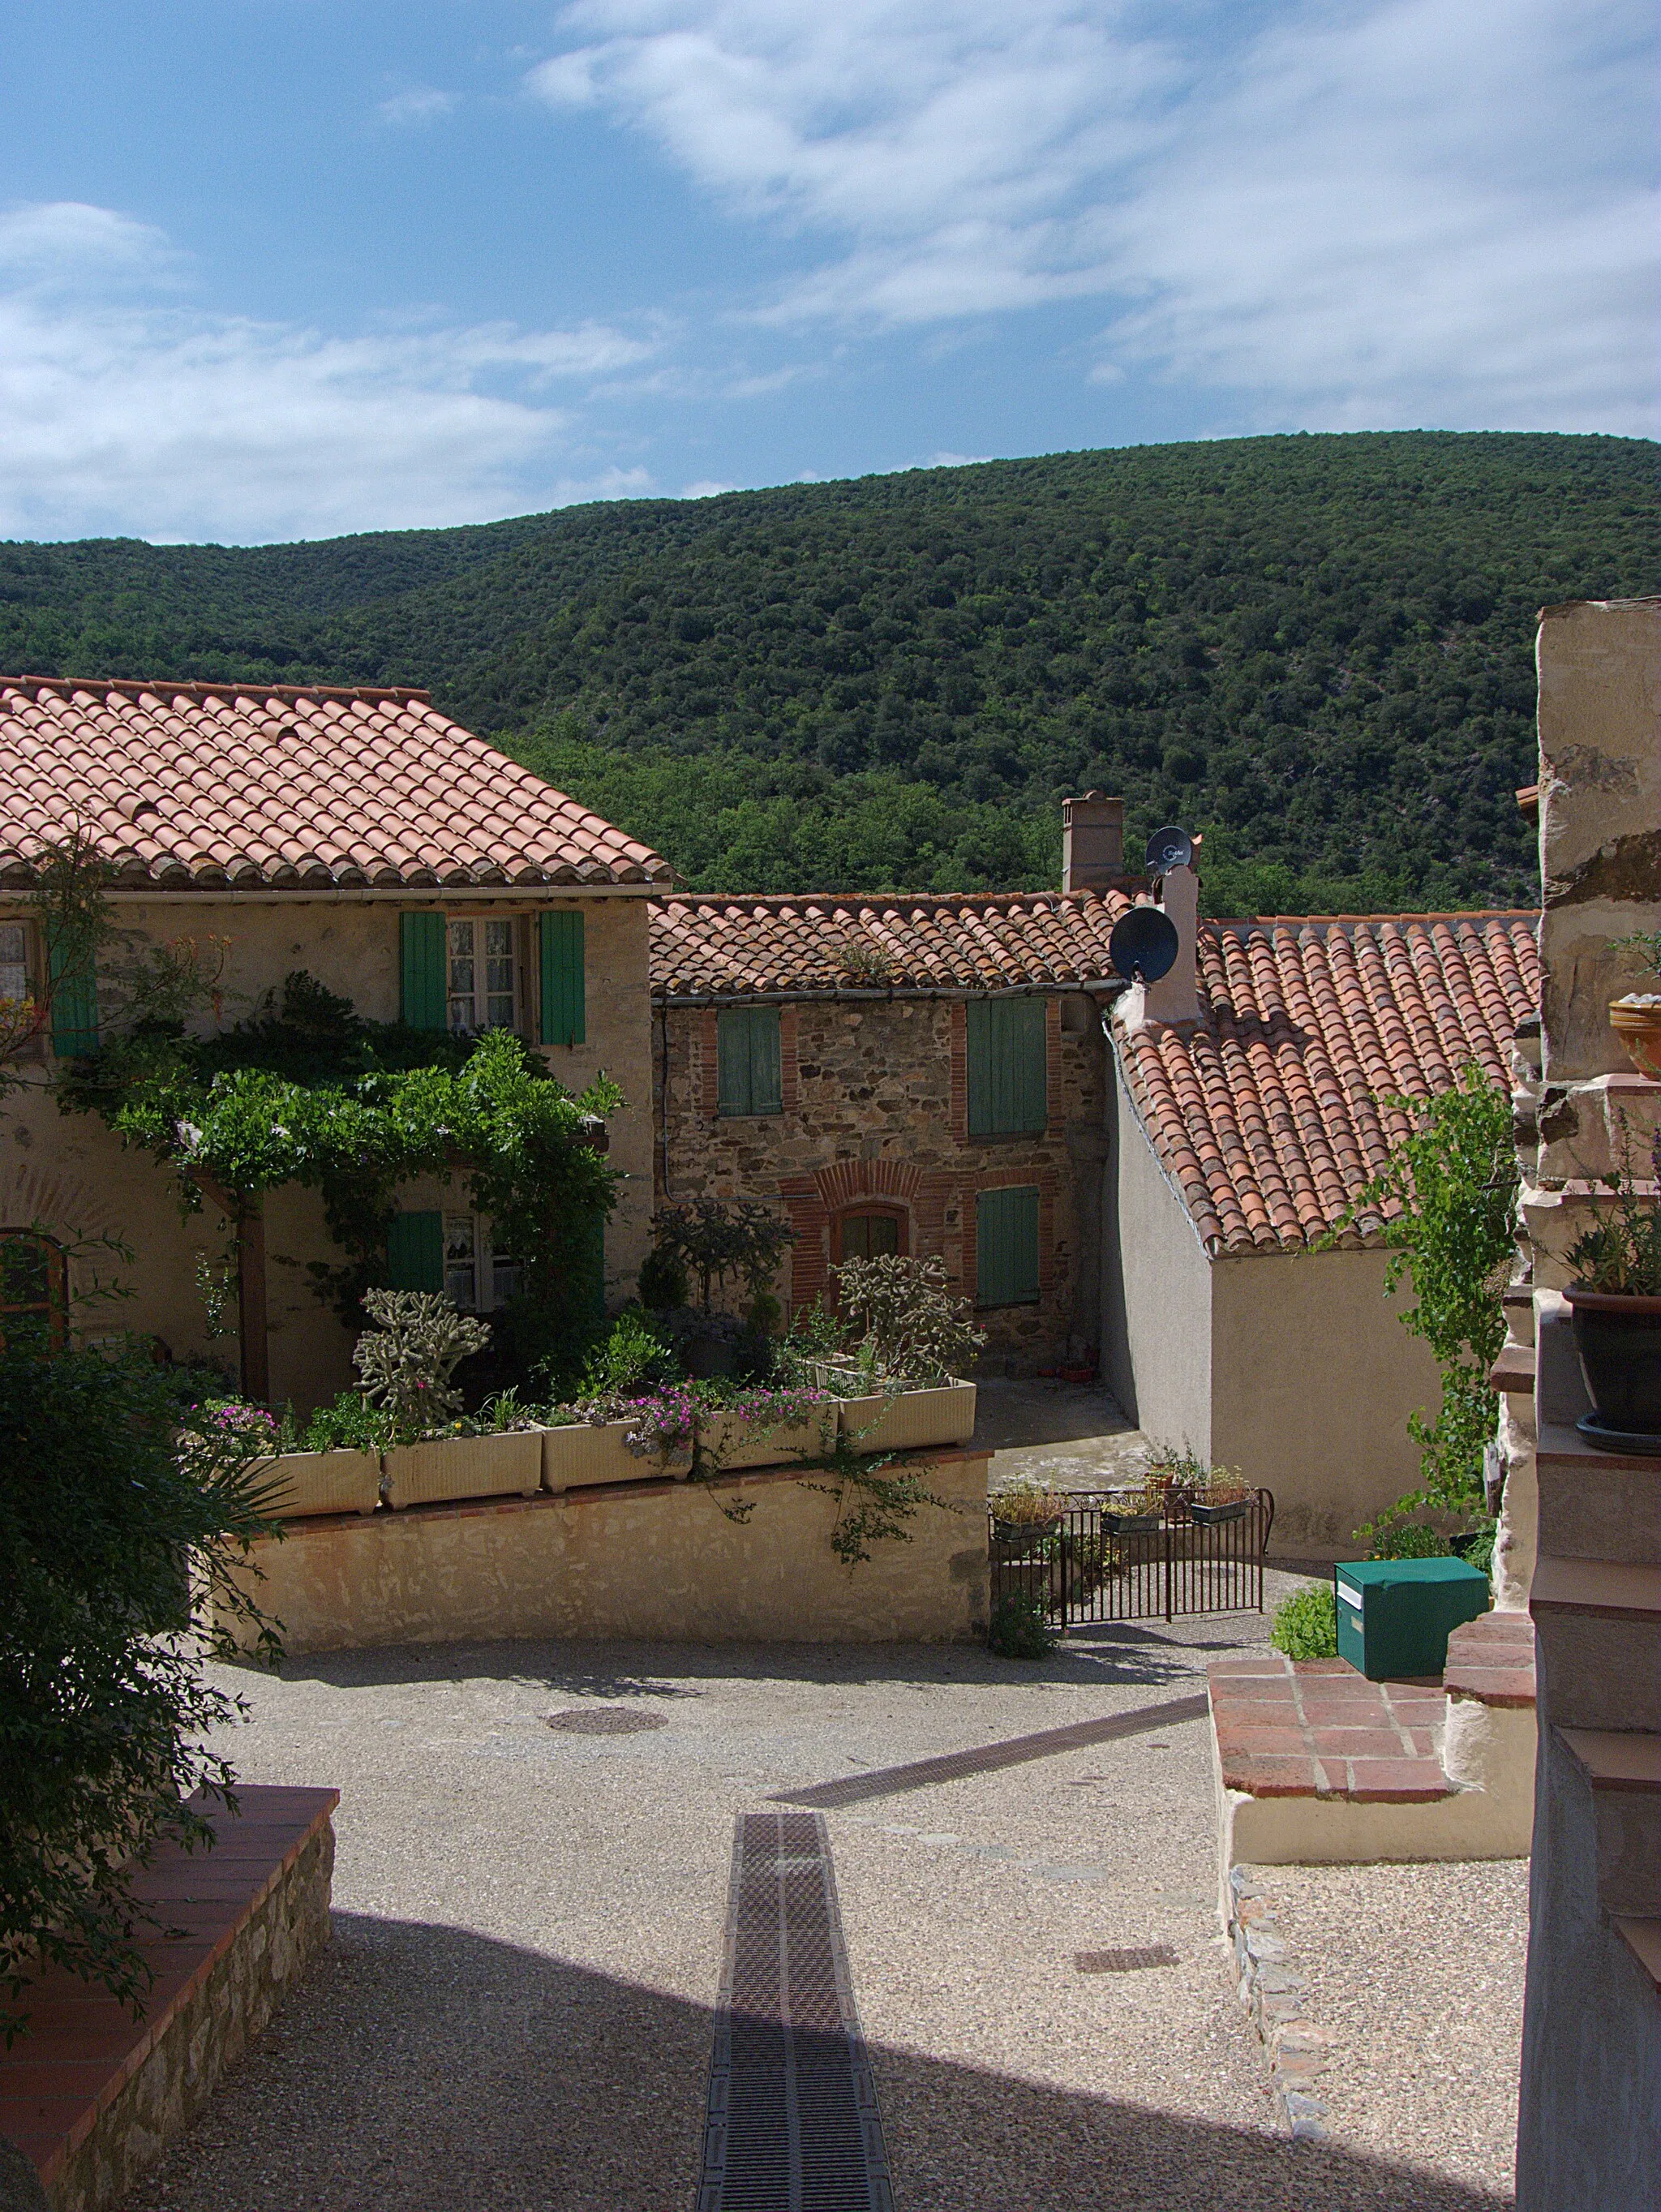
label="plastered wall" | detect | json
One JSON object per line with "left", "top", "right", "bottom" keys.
{"left": 0, "top": 891, "right": 653, "bottom": 1407}
{"left": 220, "top": 1451, "right": 993, "bottom": 1654}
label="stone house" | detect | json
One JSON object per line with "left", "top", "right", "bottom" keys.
{"left": 0, "top": 676, "right": 670, "bottom": 1407}
{"left": 649, "top": 805, "right": 1140, "bottom": 1361}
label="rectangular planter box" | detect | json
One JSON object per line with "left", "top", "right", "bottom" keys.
{"left": 542, "top": 1420, "right": 693, "bottom": 1491}
{"left": 383, "top": 1431, "right": 543, "bottom": 1510}
{"left": 835, "top": 1380, "right": 977, "bottom": 1455}
{"left": 257, "top": 1448, "right": 382, "bottom": 1519}
{"left": 699, "top": 1407, "right": 837, "bottom": 1471}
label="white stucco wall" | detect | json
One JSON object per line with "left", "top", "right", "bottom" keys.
{"left": 1209, "top": 1246, "right": 1443, "bottom": 1561}
{"left": 1100, "top": 1054, "right": 1213, "bottom": 1462}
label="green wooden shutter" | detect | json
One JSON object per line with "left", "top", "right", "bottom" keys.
{"left": 47, "top": 930, "right": 99, "bottom": 1056}
{"left": 386, "top": 1209, "right": 444, "bottom": 1291}
{"left": 400, "top": 912, "right": 448, "bottom": 1031}
{"left": 976, "top": 1187, "right": 1041, "bottom": 1306}
{"left": 967, "top": 999, "right": 1047, "bottom": 1135}
{"left": 718, "top": 1007, "right": 781, "bottom": 1115}
{"left": 539, "top": 911, "right": 586, "bottom": 1046}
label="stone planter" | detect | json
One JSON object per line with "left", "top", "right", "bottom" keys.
{"left": 1608, "top": 996, "right": 1661, "bottom": 1080}
{"left": 542, "top": 1419, "right": 692, "bottom": 1492}
{"left": 698, "top": 1407, "right": 836, "bottom": 1470}
{"left": 1564, "top": 1286, "right": 1661, "bottom": 1445}
{"left": 257, "top": 1448, "right": 383, "bottom": 1519}
{"left": 1102, "top": 1510, "right": 1161, "bottom": 1536}
{"left": 382, "top": 1431, "right": 543, "bottom": 1509}
{"left": 835, "top": 1380, "right": 977, "bottom": 1454}
{"left": 1189, "top": 1497, "right": 1251, "bottom": 1525}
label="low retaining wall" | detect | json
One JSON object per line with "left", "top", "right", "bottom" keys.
{"left": 1, "top": 1787, "right": 337, "bottom": 2212}
{"left": 221, "top": 1450, "right": 993, "bottom": 1656}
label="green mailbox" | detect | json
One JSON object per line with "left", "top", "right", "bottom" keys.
{"left": 1333, "top": 1557, "right": 1490, "bottom": 1680}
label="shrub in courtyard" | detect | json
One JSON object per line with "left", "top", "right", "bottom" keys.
{"left": 987, "top": 1592, "right": 1058, "bottom": 1660}
{"left": 1271, "top": 1583, "right": 1339, "bottom": 1660}
{"left": 830, "top": 1252, "right": 985, "bottom": 1383}
{"left": 352, "top": 1289, "right": 491, "bottom": 1437}
{"left": 0, "top": 1342, "right": 283, "bottom": 2042}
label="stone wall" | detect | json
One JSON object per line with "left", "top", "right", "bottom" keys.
{"left": 655, "top": 991, "right": 1109, "bottom": 1364}
{"left": 219, "top": 1451, "right": 992, "bottom": 1655}
{"left": 51, "top": 1815, "right": 335, "bottom": 2212}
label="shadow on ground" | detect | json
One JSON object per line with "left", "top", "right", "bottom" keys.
{"left": 122, "top": 1913, "right": 1509, "bottom": 2212}
{"left": 265, "top": 1623, "right": 1246, "bottom": 1700}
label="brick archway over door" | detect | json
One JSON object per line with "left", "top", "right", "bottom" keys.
{"left": 779, "top": 1159, "right": 953, "bottom": 1310}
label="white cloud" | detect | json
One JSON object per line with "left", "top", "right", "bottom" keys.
{"left": 0, "top": 204, "right": 662, "bottom": 541}
{"left": 378, "top": 86, "right": 459, "bottom": 127}
{"left": 529, "top": 0, "right": 1659, "bottom": 432}
{"left": 681, "top": 477, "right": 736, "bottom": 495}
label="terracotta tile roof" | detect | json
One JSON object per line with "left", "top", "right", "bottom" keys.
{"left": 1119, "top": 912, "right": 1540, "bottom": 1256}
{"left": 0, "top": 677, "right": 670, "bottom": 890}
{"left": 650, "top": 887, "right": 1136, "bottom": 998}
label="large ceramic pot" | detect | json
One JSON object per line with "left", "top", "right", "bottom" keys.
{"left": 1609, "top": 997, "right": 1661, "bottom": 1080}
{"left": 834, "top": 1380, "right": 977, "bottom": 1454}
{"left": 382, "top": 1431, "right": 543, "bottom": 1509}
{"left": 1564, "top": 1287, "right": 1661, "bottom": 1445}
{"left": 256, "top": 1448, "right": 383, "bottom": 1518}
{"left": 542, "top": 1420, "right": 692, "bottom": 1491}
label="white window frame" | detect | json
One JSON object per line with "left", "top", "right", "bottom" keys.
{"left": 0, "top": 918, "right": 36, "bottom": 1011}
{"left": 443, "top": 1212, "right": 521, "bottom": 1312}
{"left": 445, "top": 915, "right": 526, "bottom": 1036}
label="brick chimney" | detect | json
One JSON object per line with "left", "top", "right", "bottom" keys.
{"left": 1141, "top": 856, "right": 1200, "bottom": 1025}
{"left": 1062, "top": 792, "right": 1124, "bottom": 893}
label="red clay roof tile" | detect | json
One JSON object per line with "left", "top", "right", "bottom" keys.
{"left": 1119, "top": 911, "right": 1539, "bottom": 1256}
{"left": 0, "top": 677, "right": 671, "bottom": 891}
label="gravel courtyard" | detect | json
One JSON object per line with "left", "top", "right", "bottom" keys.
{"left": 124, "top": 1594, "right": 1522, "bottom": 2211}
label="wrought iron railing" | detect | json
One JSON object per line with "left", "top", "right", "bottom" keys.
{"left": 989, "top": 1488, "right": 1275, "bottom": 1626}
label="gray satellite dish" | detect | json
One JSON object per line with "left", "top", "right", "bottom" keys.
{"left": 1109, "top": 907, "right": 1179, "bottom": 984}
{"left": 1145, "top": 824, "right": 1195, "bottom": 875}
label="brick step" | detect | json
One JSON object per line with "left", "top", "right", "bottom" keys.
{"left": 1533, "top": 1557, "right": 1661, "bottom": 1732}
{"left": 1558, "top": 1727, "right": 1661, "bottom": 1918}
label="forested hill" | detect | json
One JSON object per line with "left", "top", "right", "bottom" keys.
{"left": 2, "top": 432, "right": 1655, "bottom": 908}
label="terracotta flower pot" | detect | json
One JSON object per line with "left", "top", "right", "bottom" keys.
{"left": 1564, "top": 1287, "right": 1661, "bottom": 1445}
{"left": 1608, "top": 998, "right": 1661, "bottom": 1080}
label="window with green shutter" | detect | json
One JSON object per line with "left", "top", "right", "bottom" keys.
{"left": 976, "top": 1186, "right": 1041, "bottom": 1307}
{"left": 386, "top": 1209, "right": 444, "bottom": 1292}
{"left": 717, "top": 1006, "right": 782, "bottom": 1116}
{"left": 399, "top": 912, "right": 448, "bottom": 1032}
{"left": 966, "top": 998, "right": 1047, "bottom": 1136}
{"left": 47, "top": 928, "right": 99, "bottom": 1057}
{"left": 539, "top": 911, "right": 586, "bottom": 1046}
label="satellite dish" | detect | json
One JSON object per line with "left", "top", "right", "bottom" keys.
{"left": 1109, "top": 907, "right": 1179, "bottom": 985}
{"left": 1145, "top": 824, "right": 1195, "bottom": 875}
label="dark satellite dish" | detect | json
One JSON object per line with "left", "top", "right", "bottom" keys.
{"left": 1109, "top": 907, "right": 1179, "bottom": 985}
{"left": 1145, "top": 824, "right": 1195, "bottom": 875}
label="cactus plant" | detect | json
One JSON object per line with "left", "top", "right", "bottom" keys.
{"left": 352, "top": 1289, "right": 491, "bottom": 1437}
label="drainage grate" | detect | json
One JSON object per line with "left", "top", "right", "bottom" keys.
{"left": 697, "top": 1810, "right": 892, "bottom": 2212}
{"left": 1075, "top": 1944, "right": 1177, "bottom": 1974}
{"left": 769, "top": 1692, "right": 1209, "bottom": 1810}
{"left": 544, "top": 1707, "right": 668, "bottom": 1735}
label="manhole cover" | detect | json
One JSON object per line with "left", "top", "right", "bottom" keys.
{"left": 1075, "top": 1944, "right": 1177, "bottom": 1974}
{"left": 544, "top": 1707, "right": 668, "bottom": 1735}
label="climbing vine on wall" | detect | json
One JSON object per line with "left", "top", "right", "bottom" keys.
{"left": 59, "top": 969, "right": 621, "bottom": 1370}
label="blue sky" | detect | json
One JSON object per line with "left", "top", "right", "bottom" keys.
{"left": 0, "top": 0, "right": 1654, "bottom": 543}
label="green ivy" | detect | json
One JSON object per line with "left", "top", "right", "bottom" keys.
{"left": 59, "top": 973, "right": 622, "bottom": 1374}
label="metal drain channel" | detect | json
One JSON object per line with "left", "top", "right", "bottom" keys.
{"left": 697, "top": 1810, "right": 892, "bottom": 2212}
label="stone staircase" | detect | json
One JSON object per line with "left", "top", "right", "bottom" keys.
{"left": 1516, "top": 1299, "right": 1661, "bottom": 2207}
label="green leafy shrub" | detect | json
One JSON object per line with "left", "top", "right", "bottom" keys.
{"left": 1271, "top": 1583, "right": 1339, "bottom": 1660}
{"left": 579, "top": 1309, "right": 676, "bottom": 1399}
{"left": 1365, "top": 1515, "right": 1456, "bottom": 1559}
{"left": 987, "top": 1591, "right": 1058, "bottom": 1660}
{"left": 0, "top": 1345, "right": 283, "bottom": 2042}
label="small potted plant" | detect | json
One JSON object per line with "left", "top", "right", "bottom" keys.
{"left": 990, "top": 1480, "right": 1068, "bottom": 1548}
{"left": 1101, "top": 1480, "right": 1162, "bottom": 1536}
{"left": 646, "top": 1199, "right": 796, "bottom": 1377}
{"left": 1608, "top": 931, "right": 1661, "bottom": 1080}
{"left": 822, "top": 1253, "right": 984, "bottom": 1452}
{"left": 1563, "top": 1119, "right": 1661, "bottom": 1447}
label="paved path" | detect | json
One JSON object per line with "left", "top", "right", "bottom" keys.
{"left": 127, "top": 1601, "right": 1513, "bottom": 2210}
{"left": 976, "top": 1375, "right": 1154, "bottom": 1496}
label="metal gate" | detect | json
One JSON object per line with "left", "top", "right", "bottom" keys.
{"left": 989, "top": 1488, "right": 1275, "bottom": 1626}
